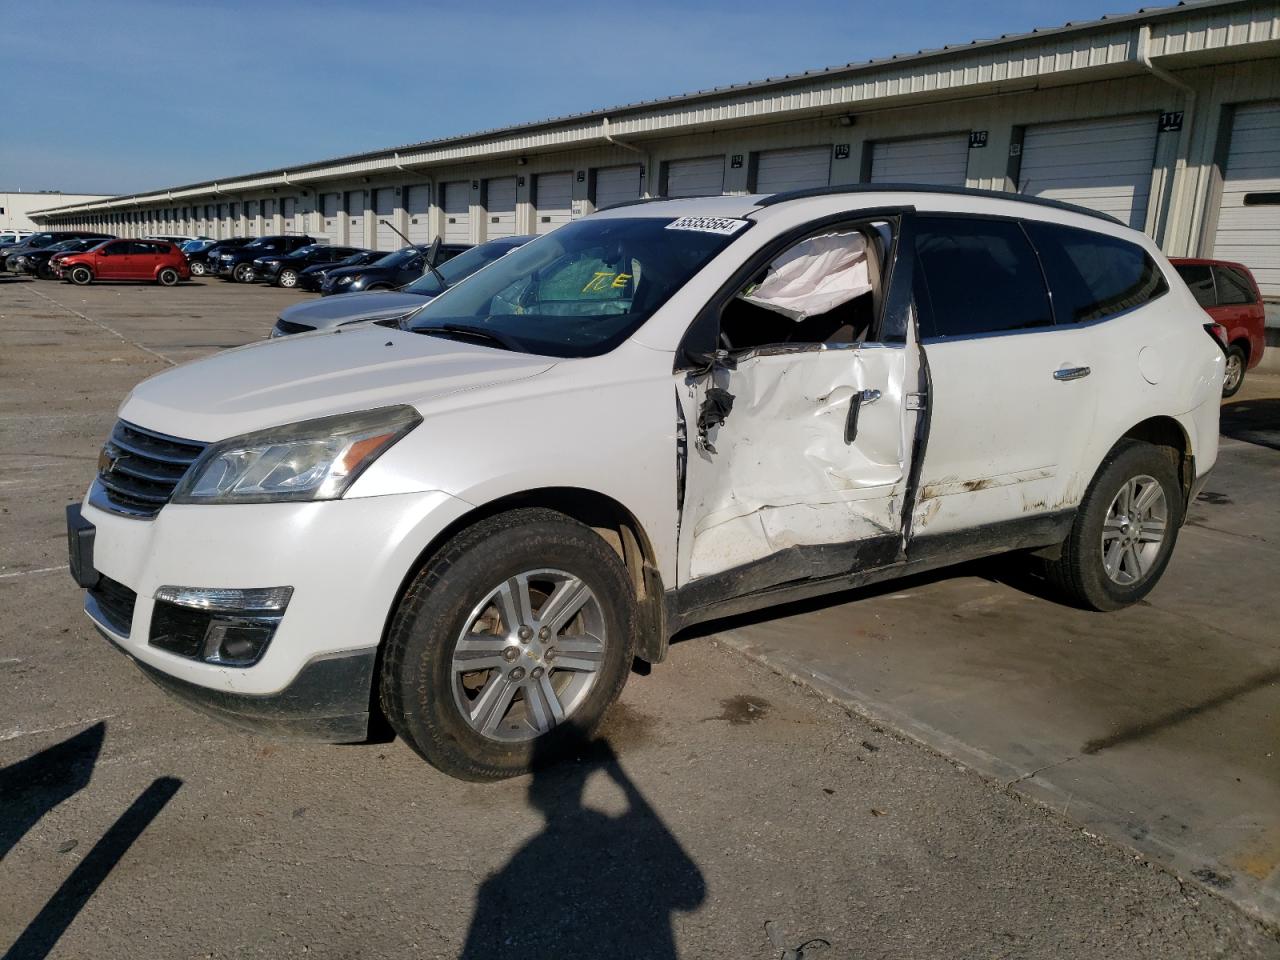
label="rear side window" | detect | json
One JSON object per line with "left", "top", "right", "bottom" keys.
{"left": 913, "top": 217, "right": 1052, "bottom": 338}
{"left": 1213, "top": 265, "right": 1256, "bottom": 306}
{"left": 1174, "top": 263, "right": 1215, "bottom": 307}
{"left": 1023, "top": 222, "right": 1167, "bottom": 324}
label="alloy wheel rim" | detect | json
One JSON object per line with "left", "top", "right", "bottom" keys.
{"left": 281, "top": 271, "right": 296, "bottom": 287}
{"left": 1224, "top": 354, "right": 1243, "bottom": 391}
{"left": 450, "top": 568, "right": 606, "bottom": 743}
{"left": 1100, "top": 474, "right": 1167, "bottom": 586}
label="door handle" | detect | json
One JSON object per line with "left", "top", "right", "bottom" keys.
{"left": 844, "top": 389, "right": 882, "bottom": 444}
{"left": 1053, "top": 366, "right": 1091, "bottom": 382}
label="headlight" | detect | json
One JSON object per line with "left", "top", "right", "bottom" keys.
{"left": 337, "top": 274, "right": 357, "bottom": 284}
{"left": 172, "top": 405, "right": 421, "bottom": 505}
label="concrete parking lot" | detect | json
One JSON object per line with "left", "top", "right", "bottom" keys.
{"left": 2, "top": 275, "right": 1279, "bottom": 959}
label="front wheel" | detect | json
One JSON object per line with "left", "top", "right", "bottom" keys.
{"left": 1222, "top": 344, "right": 1246, "bottom": 398}
{"left": 1044, "top": 440, "right": 1182, "bottom": 611}
{"left": 278, "top": 268, "right": 298, "bottom": 288}
{"left": 69, "top": 265, "right": 93, "bottom": 286}
{"left": 157, "top": 267, "right": 179, "bottom": 286}
{"left": 233, "top": 263, "right": 254, "bottom": 283}
{"left": 380, "top": 508, "right": 635, "bottom": 780}
{"left": 365, "top": 283, "right": 391, "bottom": 292}
{"left": 190, "top": 260, "right": 207, "bottom": 276}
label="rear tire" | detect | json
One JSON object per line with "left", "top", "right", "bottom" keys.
{"left": 379, "top": 508, "right": 635, "bottom": 781}
{"left": 190, "top": 260, "right": 207, "bottom": 276}
{"left": 1044, "top": 439, "right": 1182, "bottom": 611}
{"left": 1222, "top": 344, "right": 1246, "bottom": 398}
{"left": 69, "top": 265, "right": 93, "bottom": 286}
{"left": 233, "top": 263, "right": 254, "bottom": 283}
{"left": 279, "top": 268, "right": 298, "bottom": 288}
{"left": 157, "top": 267, "right": 179, "bottom": 286}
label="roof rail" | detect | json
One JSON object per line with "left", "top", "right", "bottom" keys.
{"left": 755, "top": 182, "right": 1125, "bottom": 226}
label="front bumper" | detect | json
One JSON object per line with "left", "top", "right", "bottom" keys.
{"left": 71, "top": 488, "right": 474, "bottom": 739}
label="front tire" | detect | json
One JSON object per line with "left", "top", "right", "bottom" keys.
{"left": 1044, "top": 440, "right": 1182, "bottom": 611}
{"left": 69, "top": 265, "right": 93, "bottom": 286}
{"left": 278, "top": 268, "right": 298, "bottom": 288}
{"left": 380, "top": 508, "right": 635, "bottom": 781}
{"left": 233, "top": 263, "right": 254, "bottom": 283}
{"left": 1222, "top": 344, "right": 1246, "bottom": 398}
{"left": 157, "top": 267, "right": 179, "bottom": 286}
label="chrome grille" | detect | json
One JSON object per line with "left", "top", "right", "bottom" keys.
{"left": 92, "top": 420, "right": 206, "bottom": 519}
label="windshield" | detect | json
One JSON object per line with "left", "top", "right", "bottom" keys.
{"left": 181, "top": 239, "right": 209, "bottom": 252}
{"left": 372, "top": 247, "right": 421, "bottom": 268}
{"left": 406, "top": 217, "right": 745, "bottom": 357}
{"left": 402, "top": 241, "right": 525, "bottom": 297}
{"left": 27, "top": 233, "right": 56, "bottom": 248}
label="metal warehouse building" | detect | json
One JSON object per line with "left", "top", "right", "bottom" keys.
{"left": 31, "top": 0, "right": 1280, "bottom": 300}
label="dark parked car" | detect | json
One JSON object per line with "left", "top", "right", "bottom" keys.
{"left": 186, "top": 237, "right": 252, "bottom": 276}
{"left": 1172, "top": 257, "right": 1267, "bottom": 397}
{"left": 215, "top": 235, "right": 316, "bottom": 282}
{"left": 0, "top": 231, "right": 113, "bottom": 273}
{"left": 250, "top": 244, "right": 367, "bottom": 288}
{"left": 274, "top": 236, "right": 532, "bottom": 336}
{"left": 320, "top": 242, "right": 469, "bottom": 295}
{"left": 297, "top": 249, "right": 387, "bottom": 292}
{"left": 11, "top": 237, "right": 103, "bottom": 279}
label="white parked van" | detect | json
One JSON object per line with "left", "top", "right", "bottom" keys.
{"left": 68, "top": 187, "right": 1223, "bottom": 780}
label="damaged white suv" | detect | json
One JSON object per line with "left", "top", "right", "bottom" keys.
{"left": 68, "top": 187, "right": 1223, "bottom": 780}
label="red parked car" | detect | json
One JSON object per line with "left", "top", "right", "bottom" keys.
{"left": 1171, "top": 257, "right": 1267, "bottom": 397}
{"left": 58, "top": 239, "right": 190, "bottom": 287}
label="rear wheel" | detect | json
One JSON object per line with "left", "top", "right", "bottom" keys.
{"left": 157, "top": 267, "right": 179, "bottom": 286}
{"left": 380, "top": 508, "right": 635, "bottom": 781}
{"left": 1044, "top": 440, "right": 1182, "bottom": 611}
{"left": 68, "top": 265, "right": 93, "bottom": 286}
{"left": 1222, "top": 344, "right": 1247, "bottom": 398}
{"left": 233, "top": 263, "right": 254, "bottom": 283}
{"left": 278, "top": 268, "right": 299, "bottom": 288}
{"left": 190, "top": 260, "right": 207, "bottom": 276}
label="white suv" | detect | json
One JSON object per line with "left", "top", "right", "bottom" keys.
{"left": 67, "top": 187, "right": 1223, "bottom": 780}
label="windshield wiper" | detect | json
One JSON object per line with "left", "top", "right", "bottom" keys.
{"left": 415, "top": 323, "right": 523, "bottom": 352}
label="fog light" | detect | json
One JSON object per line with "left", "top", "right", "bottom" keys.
{"left": 149, "top": 586, "right": 292, "bottom": 667}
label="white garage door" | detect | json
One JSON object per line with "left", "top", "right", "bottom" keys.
{"left": 594, "top": 165, "right": 642, "bottom": 210}
{"left": 756, "top": 145, "right": 831, "bottom": 193}
{"left": 406, "top": 185, "right": 431, "bottom": 243}
{"left": 1212, "top": 101, "right": 1280, "bottom": 298}
{"left": 282, "top": 197, "right": 297, "bottom": 234}
{"left": 375, "top": 188, "right": 398, "bottom": 250}
{"left": 245, "top": 200, "right": 260, "bottom": 236}
{"left": 321, "top": 193, "right": 341, "bottom": 244}
{"left": 345, "top": 191, "right": 365, "bottom": 246}
{"left": 444, "top": 181, "right": 470, "bottom": 243}
{"left": 535, "top": 172, "right": 573, "bottom": 234}
{"left": 666, "top": 156, "right": 724, "bottom": 198}
{"left": 1018, "top": 115, "right": 1158, "bottom": 229}
{"left": 870, "top": 134, "right": 969, "bottom": 187}
{"left": 485, "top": 177, "right": 518, "bottom": 239}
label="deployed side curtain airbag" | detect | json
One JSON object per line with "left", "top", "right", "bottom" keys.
{"left": 741, "top": 231, "right": 871, "bottom": 322}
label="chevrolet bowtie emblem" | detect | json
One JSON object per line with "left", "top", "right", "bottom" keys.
{"left": 99, "top": 446, "right": 123, "bottom": 475}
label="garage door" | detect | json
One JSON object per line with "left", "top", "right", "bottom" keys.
{"left": 282, "top": 198, "right": 296, "bottom": 234}
{"left": 1212, "top": 101, "right": 1280, "bottom": 298}
{"left": 406, "top": 185, "right": 431, "bottom": 243}
{"left": 666, "top": 156, "right": 724, "bottom": 198}
{"left": 262, "top": 199, "right": 276, "bottom": 232}
{"left": 321, "top": 193, "right": 341, "bottom": 244}
{"left": 444, "top": 181, "right": 470, "bottom": 243}
{"left": 245, "top": 200, "right": 260, "bottom": 236}
{"left": 1018, "top": 115, "right": 1158, "bottom": 229}
{"left": 374, "top": 188, "right": 398, "bottom": 250}
{"left": 755, "top": 146, "right": 831, "bottom": 193}
{"left": 486, "top": 177, "right": 517, "bottom": 239}
{"left": 870, "top": 134, "right": 969, "bottom": 187}
{"left": 594, "top": 165, "right": 642, "bottom": 210}
{"left": 535, "top": 172, "right": 573, "bottom": 234}
{"left": 345, "top": 191, "right": 365, "bottom": 246}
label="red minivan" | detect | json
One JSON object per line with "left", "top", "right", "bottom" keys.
{"left": 59, "top": 239, "right": 191, "bottom": 287}
{"left": 1171, "top": 257, "right": 1267, "bottom": 397}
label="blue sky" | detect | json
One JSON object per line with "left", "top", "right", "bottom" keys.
{"left": 2, "top": 0, "right": 1126, "bottom": 196}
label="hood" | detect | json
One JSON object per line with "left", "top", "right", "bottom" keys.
{"left": 279, "top": 290, "right": 427, "bottom": 328}
{"left": 120, "top": 324, "right": 556, "bottom": 442}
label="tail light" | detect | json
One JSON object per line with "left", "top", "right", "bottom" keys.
{"left": 1204, "top": 322, "right": 1229, "bottom": 352}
